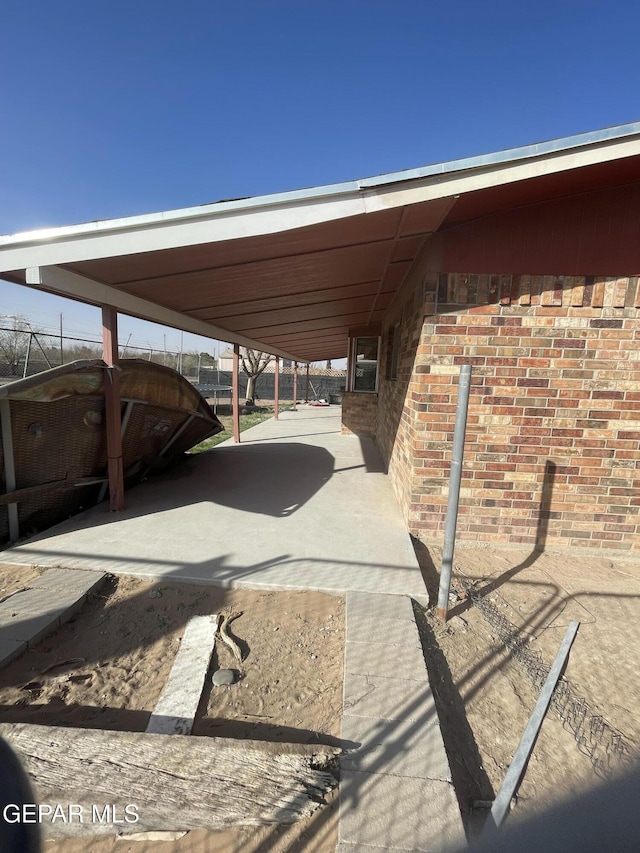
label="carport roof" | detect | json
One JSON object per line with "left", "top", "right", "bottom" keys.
{"left": 2, "top": 122, "right": 640, "bottom": 362}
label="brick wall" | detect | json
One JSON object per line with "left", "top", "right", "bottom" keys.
{"left": 377, "top": 272, "right": 640, "bottom": 553}
{"left": 341, "top": 391, "right": 379, "bottom": 437}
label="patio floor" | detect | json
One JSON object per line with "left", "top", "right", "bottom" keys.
{"left": 3, "top": 405, "right": 427, "bottom": 600}
{"left": 2, "top": 405, "right": 468, "bottom": 851}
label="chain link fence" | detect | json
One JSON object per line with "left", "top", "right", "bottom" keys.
{"left": 0, "top": 328, "right": 346, "bottom": 403}
{"left": 0, "top": 327, "right": 197, "bottom": 380}
{"left": 457, "top": 572, "right": 639, "bottom": 779}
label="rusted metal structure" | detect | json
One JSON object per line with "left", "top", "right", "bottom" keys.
{"left": 0, "top": 359, "right": 223, "bottom": 544}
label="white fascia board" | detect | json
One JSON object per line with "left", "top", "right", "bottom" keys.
{"left": 25, "top": 266, "right": 306, "bottom": 362}
{"left": 361, "top": 136, "right": 640, "bottom": 212}
{"left": 0, "top": 191, "right": 366, "bottom": 272}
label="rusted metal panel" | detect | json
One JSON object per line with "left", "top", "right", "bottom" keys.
{"left": 0, "top": 360, "right": 223, "bottom": 545}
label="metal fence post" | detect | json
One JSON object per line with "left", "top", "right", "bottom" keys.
{"left": 436, "top": 364, "right": 472, "bottom": 620}
{"left": 23, "top": 332, "right": 32, "bottom": 378}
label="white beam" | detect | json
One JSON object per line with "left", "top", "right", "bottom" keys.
{"left": 24, "top": 266, "right": 304, "bottom": 362}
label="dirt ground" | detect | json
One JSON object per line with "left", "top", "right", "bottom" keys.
{"left": 0, "top": 568, "right": 345, "bottom": 853}
{"left": 4, "top": 546, "right": 639, "bottom": 849}
{"left": 412, "top": 540, "right": 640, "bottom": 839}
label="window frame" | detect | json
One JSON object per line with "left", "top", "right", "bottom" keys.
{"left": 348, "top": 335, "right": 381, "bottom": 393}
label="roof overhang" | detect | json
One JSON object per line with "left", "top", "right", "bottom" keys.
{"left": 2, "top": 122, "right": 640, "bottom": 362}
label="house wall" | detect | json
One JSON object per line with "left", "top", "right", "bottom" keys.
{"left": 341, "top": 391, "right": 378, "bottom": 436}
{"left": 376, "top": 270, "right": 640, "bottom": 553}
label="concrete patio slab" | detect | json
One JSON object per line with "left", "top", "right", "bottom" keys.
{"left": 341, "top": 715, "right": 452, "bottom": 781}
{"left": 0, "top": 568, "right": 106, "bottom": 666}
{"left": 2, "top": 407, "right": 427, "bottom": 599}
{"left": 339, "top": 772, "right": 464, "bottom": 852}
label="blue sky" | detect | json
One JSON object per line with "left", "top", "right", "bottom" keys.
{"left": 2, "top": 0, "right": 639, "bottom": 355}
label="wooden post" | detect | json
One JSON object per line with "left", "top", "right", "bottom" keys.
{"left": 305, "top": 363, "right": 310, "bottom": 402}
{"left": 232, "top": 343, "right": 240, "bottom": 443}
{"left": 101, "top": 306, "right": 125, "bottom": 511}
{"left": 274, "top": 356, "right": 280, "bottom": 420}
{"left": 293, "top": 361, "right": 298, "bottom": 410}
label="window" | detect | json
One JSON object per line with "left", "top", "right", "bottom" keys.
{"left": 386, "top": 324, "right": 400, "bottom": 380}
{"left": 350, "top": 336, "right": 380, "bottom": 392}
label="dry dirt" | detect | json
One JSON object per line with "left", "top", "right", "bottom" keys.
{"left": 412, "top": 541, "right": 640, "bottom": 839}
{"left": 0, "top": 568, "right": 345, "bottom": 853}
{"left": 4, "top": 545, "right": 638, "bottom": 849}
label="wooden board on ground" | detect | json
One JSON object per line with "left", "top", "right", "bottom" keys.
{"left": 146, "top": 613, "right": 219, "bottom": 735}
{"left": 1, "top": 723, "right": 338, "bottom": 838}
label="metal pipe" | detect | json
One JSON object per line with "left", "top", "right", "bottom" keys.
{"left": 274, "top": 356, "right": 280, "bottom": 419}
{"left": 436, "top": 364, "right": 472, "bottom": 620}
{"left": 484, "top": 621, "right": 580, "bottom": 835}
{"left": 305, "top": 363, "right": 310, "bottom": 402}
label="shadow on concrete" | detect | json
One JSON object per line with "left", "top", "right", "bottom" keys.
{"left": 193, "top": 442, "right": 335, "bottom": 517}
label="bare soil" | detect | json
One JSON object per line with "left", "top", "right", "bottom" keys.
{"left": 0, "top": 569, "right": 344, "bottom": 853}
{"left": 412, "top": 541, "right": 640, "bottom": 839}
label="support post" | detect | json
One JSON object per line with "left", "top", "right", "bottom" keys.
{"left": 102, "top": 306, "right": 125, "bottom": 511}
{"left": 293, "top": 362, "right": 298, "bottom": 411}
{"left": 436, "top": 364, "right": 472, "bottom": 620}
{"left": 22, "top": 333, "right": 32, "bottom": 378}
{"left": 305, "top": 363, "right": 310, "bottom": 403}
{"left": 274, "top": 357, "right": 280, "bottom": 420}
{"left": 232, "top": 343, "right": 240, "bottom": 443}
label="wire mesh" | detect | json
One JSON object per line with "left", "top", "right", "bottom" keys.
{"left": 456, "top": 572, "right": 639, "bottom": 779}
{"left": 0, "top": 328, "right": 191, "bottom": 379}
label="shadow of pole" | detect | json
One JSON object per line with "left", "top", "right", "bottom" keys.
{"left": 446, "top": 459, "right": 558, "bottom": 617}
{"left": 535, "top": 460, "right": 555, "bottom": 554}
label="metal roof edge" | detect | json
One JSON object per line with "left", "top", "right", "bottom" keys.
{"left": 1, "top": 121, "right": 639, "bottom": 249}
{"left": 357, "top": 121, "right": 640, "bottom": 189}
{"left": 0, "top": 179, "right": 362, "bottom": 247}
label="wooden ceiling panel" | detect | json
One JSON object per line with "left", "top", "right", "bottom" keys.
{"left": 198, "top": 294, "right": 378, "bottom": 331}
{"left": 399, "top": 196, "right": 455, "bottom": 235}
{"left": 187, "top": 279, "right": 382, "bottom": 318}
{"left": 391, "top": 234, "right": 425, "bottom": 263}
{"left": 71, "top": 207, "right": 403, "bottom": 285}
{"left": 115, "top": 241, "right": 392, "bottom": 309}
{"left": 381, "top": 261, "right": 413, "bottom": 290}
{"left": 244, "top": 312, "right": 371, "bottom": 338}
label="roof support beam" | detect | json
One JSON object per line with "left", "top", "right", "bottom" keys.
{"left": 292, "top": 362, "right": 298, "bottom": 411}
{"left": 24, "top": 266, "right": 301, "bottom": 362}
{"left": 102, "top": 306, "right": 125, "bottom": 512}
{"left": 232, "top": 344, "right": 240, "bottom": 444}
{"left": 274, "top": 357, "right": 280, "bottom": 421}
